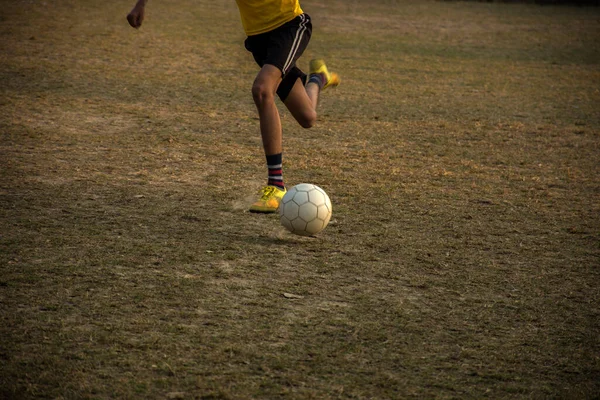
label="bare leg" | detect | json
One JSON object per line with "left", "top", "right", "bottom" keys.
{"left": 252, "top": 64, "right": 283, "bottom": 155}
{"left": 305, "top": 81, "right": 320, "bottom": 110}
{"left": 248, "top": 64, "right": 288, "bottom": 213}
{"left": 284, "top": 59, "right": 340, "bottom": 129}
{"left": 283, "top": 79, "right": 320, "bottom": 129}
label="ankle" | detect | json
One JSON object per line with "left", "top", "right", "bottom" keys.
{"left": 266, "top": 153, "right": 284, "bottom": 190}
{"left": 308, "top": 73, "right": 325, "bottom": 90}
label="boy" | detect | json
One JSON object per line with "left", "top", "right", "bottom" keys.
{"left": 127, "top": 0, "right": 339, "bottom": 213}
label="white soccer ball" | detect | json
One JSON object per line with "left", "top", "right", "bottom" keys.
{"left": 279, "top": 183, "right": 332, "bottom": 236}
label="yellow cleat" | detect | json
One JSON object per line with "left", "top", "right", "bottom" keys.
{"left": 309, "top": 59, "right": 340, "bottom": 90}
{"left": 249, "top": 185, "right": 287, "bottom": 213}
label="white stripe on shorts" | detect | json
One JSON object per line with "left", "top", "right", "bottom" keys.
{"left": 282, "top": 14, "right": 308, "bottom": 74}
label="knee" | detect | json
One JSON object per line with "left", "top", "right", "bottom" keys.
{"left": 252, "top": 82, "right": 274, "bottom": 107}
{"left": 298, "top": 110, "right": 317, "bottom": 129}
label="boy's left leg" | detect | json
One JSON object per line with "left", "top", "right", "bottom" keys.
{"left": 282, "top": 76, "right": 317, "bottom": 129}
{"left": 249, "top": 60, "right": 341, "bottom": 213}
{"left": 283, "top": 60, "right": 340, "bottom": 128}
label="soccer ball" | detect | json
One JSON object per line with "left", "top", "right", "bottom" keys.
{"left": 279, "top": 183, "right": 332, "bottom": 236}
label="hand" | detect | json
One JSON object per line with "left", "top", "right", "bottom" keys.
{"left": 127, "top": 3, "right": 145, "bottom": 28}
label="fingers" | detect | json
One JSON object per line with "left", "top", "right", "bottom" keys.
{"left": 126, "top": 8, "right": 144, "bottom": 28}
{"left": 127, "top": 13, "right": 141, "bottom": 28}
{"left": 126, "top": 14, "right": 136, "bottom": 28}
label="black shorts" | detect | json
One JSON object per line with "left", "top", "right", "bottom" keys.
{"left": 244, "top": 14, "right": 312, "bottom": 101}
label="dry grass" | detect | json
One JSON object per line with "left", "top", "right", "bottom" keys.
{"left": 1, "top": 0, "right": 599, "bottom": 398}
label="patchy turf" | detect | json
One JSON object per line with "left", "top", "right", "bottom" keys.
{"left": 1, "top": 0, "right": 599, "bottom": 398}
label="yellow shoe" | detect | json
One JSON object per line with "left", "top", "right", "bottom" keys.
{"left": 309, "top": 59, "right": 340, "bottom": 90}
{"left": 249, "top": 185, "right": 287, "bottom": 213}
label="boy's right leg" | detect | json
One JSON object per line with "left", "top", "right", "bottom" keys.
{"left": 249, "top": 64, "right": 288, "bottom": 214}
{"left": 252, "top": 64, "right": 283, "bottom": 157}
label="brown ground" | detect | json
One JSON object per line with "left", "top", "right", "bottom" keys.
{"left": 1, "top": 0, "right": 599, "bottom": 398}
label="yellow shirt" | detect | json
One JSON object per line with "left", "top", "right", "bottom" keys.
{"left": 235, "top": 0, "right": 303, "bottom": 36}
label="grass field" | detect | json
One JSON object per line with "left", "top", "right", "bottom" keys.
{"left": 1, "top": 0, "right": 599, "bottom": 398}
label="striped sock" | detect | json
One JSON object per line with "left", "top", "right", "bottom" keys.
{"left": 266, "top": 153, "right": 285, "bottom": 190}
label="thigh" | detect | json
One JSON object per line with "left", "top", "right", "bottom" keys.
{"left": 253, "top": 64, "right": 283, "bottom": 95}
{"left": 283, "top": 77, "right": 314, "bottom": 120}
{"left": 277, "top": 66, "right": 306, "bottom": 102}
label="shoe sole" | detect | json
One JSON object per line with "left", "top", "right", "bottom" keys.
{"left": 249, "top": 207, "right": 278, "bottom": 213}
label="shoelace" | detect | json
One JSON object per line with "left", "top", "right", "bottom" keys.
{"left": 259, "top": 186, "right": 277, "bottom": 200}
